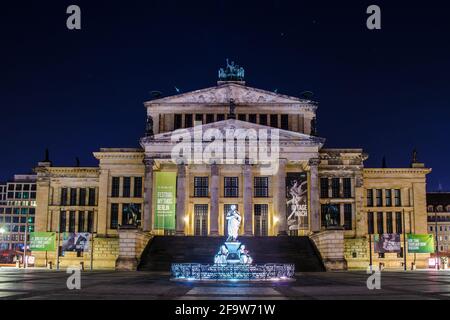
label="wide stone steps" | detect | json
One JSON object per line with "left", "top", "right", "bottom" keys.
{"left": 138, "top": 236, "right": 325, "bottom": 272}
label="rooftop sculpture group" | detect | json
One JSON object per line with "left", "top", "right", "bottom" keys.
{"left": 218, "top": 59, "right": 245, "bottom": 81}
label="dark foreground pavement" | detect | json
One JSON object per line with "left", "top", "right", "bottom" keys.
{"left": 0, "top": 268, "right": 449, "bottom": 300}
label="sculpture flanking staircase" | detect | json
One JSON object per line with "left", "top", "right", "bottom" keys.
{"left": 138, "top": 236, "right": 325, "bottom": 272}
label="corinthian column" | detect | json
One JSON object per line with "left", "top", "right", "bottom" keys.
{"left": 209, "top": 163, "right": 219, "bottom": 236}
{"left": 143, "top": 158, "right": 154, "bottom": 232}
{"left": 176, "top": 164, "right": 186, "bottom": 236}
{"left": 309, "top": 158, "right": 321, "bottom": 232}
{"left": 243, "top": 164, "right": 253, "bottom": 236}
{"left": 277, "top": 159, "right": 288, "bottom": 236}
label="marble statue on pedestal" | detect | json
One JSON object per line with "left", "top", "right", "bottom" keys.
{"left": 225, "top": 205, "right": 241, "bottom": 241}
{"left": 214, "top": 245, "right": 229, "bottom": 264}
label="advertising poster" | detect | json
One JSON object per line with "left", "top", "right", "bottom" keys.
{"left": 286, "top": 172, "right": 308, "bottom": 230}
{"left": 154, "top": 172, "right": 177, "bottom": 230}
{"left": 407, "top": 234, "right": 435, "bottom": 253}
{"left": 62, "top": 233, "right": 91, "bottom": 252}
{"left": 30, "top": 232, "right": 56, "bottom": 251}
{"left": 374, "top": 234, "right": 401, "bottom": 253}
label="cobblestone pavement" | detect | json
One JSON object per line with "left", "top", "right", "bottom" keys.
{"left": 0, "top": 268, "right": 449, "bottom": 300}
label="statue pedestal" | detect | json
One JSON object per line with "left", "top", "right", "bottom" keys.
{"left": 225, "top": 242, "right": 241, "bottom": 264}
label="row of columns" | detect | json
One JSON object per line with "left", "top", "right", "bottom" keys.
{"left": 142, "top": 157, "right": 321, "bottom": 236}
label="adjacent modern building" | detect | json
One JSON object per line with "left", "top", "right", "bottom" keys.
{"left": 31, "top": 64, "right": 432, "bottom": 269}
{"left": 427, "top": 192, "right": 450, "bottom": 254}
{"left": 0, "top": 175, "right": 37, "bottom": 250}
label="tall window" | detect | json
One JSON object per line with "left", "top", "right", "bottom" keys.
{"left": 110, "top": 204, "right": 119, "bottom": 229}
{"left": 367, "top": 189, "right": 374, "bottom": 207}
{"left": 320, "top": 178, "right": 329, "bottom": 198}
{"left": 254, "top": 204, "right": 268, "bottom": 236}
{"left": 259, "top": 114, "right": 268, "bottom": 126}
{"left": 331, "top": 178, "right": 340, "bottom": 198}
{"left": 376, "top": 189, "right": 383, "bottom": 207}
{"left": 111, "top": 177, "right": 120, "bottom": 198}
{"left": 79, "top": 188, "right": 86, "bottom": 206}
{"left": 194, "top": 177, "right": 209, "bottom": 197}
{"left": 88, "top": 188, "right": 96, "bottom": 206}
{"left": 69, "top": 211, "right": 76, "bottom": 233}
{"left": 59, "top": 211, "right": 67, "bottom": 232}
{"left": 249, "top": 114, "right": 257, "bottom": 124}
{"left": 385, "top": 189, "right": 392, "bottom": 207}
{"left": 270, "top": 114, "right": 279, "bottom": 128}
{"left": 195, "top": 114, "right": 203, "bottom": 124}
{"left": 254, "top": 177, "right": 269, "bottom": 198}
{"left": 122, "top": 204, "right": 130, "bottom": 226}
{"left": 281, "top": 114, "right": 289, "bottom": 130}
{"left": 386, "top": 212, "right": 393, "bottom": 234}
{"left": 344, "top": 204, "right": 352, "bottom": 230}
{"left": 174, "top": 114, "right": 182, "bottom": 130}
{"left": 184, "top": 114, "right": 193, "bottom": 128}
{"left": 61, "top": 188, "right": 68, "bottom": 206}
{"left": 217, "top": 114, "right": 225, "bottom": 121}
{"left": 87, "top": 211, "right": 94, "bottom": 233}
{"left": 394, "top": 189, "right": 402, "bottom": 207}
{"left": 123, "top": 177, "right": 131, "bottom": 198}
{"left": 343, "top": 178, "right": 352, "bottom": 198}
{"left": 377, "top": 212, "right": 384, "bottom": 234}
{"left": 238, "top": 114, "right": 246, "bottom": 121}
{"left": 70, "top": 188, "right": 77, "bottom": 206}
{"left": 194, "top": 204, "right": 208, "bottom": 236}
{"left": 224, "top": 177, "right": 239, "bottom": 198}
{"left": 367, "top": 212, "right": 374, "bottom": 234}
{"left": 78, "top": 211, "right": 85, "bottom": 232}
{"left": 395, "top": 212, "right": 403, "bottom": 234}
{"left": 206, "top": 114, "right": 214, "bottom": 124}
{"left": 134, "top": 177, "right": 143, "bottom": 198}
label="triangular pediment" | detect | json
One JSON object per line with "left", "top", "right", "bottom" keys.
{"left": 145, "top": 82, "right": 312, "bottom": 105}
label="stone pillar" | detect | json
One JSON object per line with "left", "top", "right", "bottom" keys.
{"left": 277, "top": 159, "right": 288, "bottom": 236}
{"left": 209, "top": 164, "right": 219, "bottom": 236}
{"left": 243, "top": 164, "right": 253, "bottom": 236}
{"left": 143, "top": 158, "right": 154, "bottom": 232}
{"left": 176, "top": 164, "right": 186, "bottom": 236}
{"left": 97, "top": 169, "right": 109, "bottom": 236}
{"left": 309, "top": 158, "right": 321, "bottom": 233}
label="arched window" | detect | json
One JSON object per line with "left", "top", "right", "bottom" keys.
{"left": 428, "top": 205, "right": 434, "bottom": 212}
{"left": 437, "top": 205, "right": 444, "bottom": 212}
{"left": 446, "top": 205, "right": 450, "bottom": 213}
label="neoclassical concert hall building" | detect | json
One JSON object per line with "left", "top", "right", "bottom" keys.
{"left": 33, "top": 65, "right": 431, "bottom": 270}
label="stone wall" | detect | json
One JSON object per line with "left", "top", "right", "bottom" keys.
{"left": 116, "top": 228, "right": 152, "bottom": 271}
{"left": 310, "top": 229, "right": 347, "bottom": 271}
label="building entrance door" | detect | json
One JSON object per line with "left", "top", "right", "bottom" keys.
{"left": 194, "top": 204, "right": 208, "bottom": 236}
{"left": 254, "top": 204, "right": 268, "bottom": 236}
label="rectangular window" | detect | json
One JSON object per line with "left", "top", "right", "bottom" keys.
{"left": 217, "top": 114, "right": 225, "bottom": 122}
{"left": 79, "top": 188, "right": 86, "bottom": 206}
{"left": 87, "top": 211, "right": 94, "bottom": 233}
{"left": 254, "top": 204, "right": 268, "bottom": 236}
{"left": 224, "top": 177, "right": 239, "bottom": 198}
{"left": 343, "top": 178, "right": 352, "bottom": 198}
{"left": 254, "top": 177, "right": 269, "bottom": 198}
{"left": 249, "top": 114, "right": 257, "bottom": 124}
{"left": 270, "top": 114, "right": 279, "bottom": 128}
{"left": 61, "top": 188, "right": 68, "bottom": 206}
{"left": 206, "top": 114, "right": 214, "bottom": 124}
{"left": 395, "top": 212, "right": 403, "bottom": 234}
{"left": 394, "top": 189, "right": 402, "bottom": 207}
{"left": 194, "top": 177, "right": 209, "bottom": 197}
{"left": 331, "top": 178, "right": 340, "bottom": 198}
{"left": 367, "top": 189, "right": 374, "bottom": 207}
{"left": 88, "top": 188, "right": 96, "bottom": 206}
{"left": 70, "top": 188, "right": 77, "bottom": 206}
{"left": 174, "top": 114, "right": 182, "bottom": 129}
{"left": 281, "top": 114, "right": 289, "bottom": 130}
{"left": 320, "top": 178, "right": 329, "bottom": 198}
{"left": 184, "top": 114, "right": 193, "bottom": 128}
{"left": 122, "top": 204, "right": 130, "bottom": 226}
{"left": 111, "top": 177, "right": 120, "bottom": 198}
{"left": 344, "top": 204, "right": 352, "bottom": 230}
{"left": 195, "top": 114, "right": 203, "bottom": 124}
{"left": 377, "top": 212, "right": 384, "bottom": 234}
{"left": 376, "top": 189, "right": 383, "bottom": 207}
{"left": 259, "top": 114, "right": 268, "bottom": 126}
{"left": 78, "top": 211, "right": 85, "bottom": 232}
{"left": 59, "top": 211, "right": 67, "bottom": 232}
{"left": 134, "top": 177, "right": 143, "bottom": 198}
{"left": 385, "top": 189, "right": 392, "bottom": 207}
{"left": 238, "top": 114, "right": 246, "bottom": 121}
{"left": 110, "top": 204, "right": 119, "bottom": 229}
{"left": 367, "top": 212, "right": 374, "bottom": 234}
{"left": 386, "top": 212, "right": 393, "bottom": 234}
{"left": 69, "top": 211, "right": 76, "bottom": 232}
{"left": 194, "top": 204, "right": 208, "bottom": 236}
{"left": 123, "top": 177, "right": 131, "bottom": 198}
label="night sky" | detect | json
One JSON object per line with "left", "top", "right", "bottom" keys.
{"left": 1, "top": 1, "right": 449, "bottom": 190}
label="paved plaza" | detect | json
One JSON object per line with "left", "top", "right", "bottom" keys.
{"left": 0, "top": 268, "right": 450, "bottom": 300}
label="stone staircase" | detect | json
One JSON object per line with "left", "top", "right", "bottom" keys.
{"left": 138, "top": 236, "right": 325, "bottom": 272}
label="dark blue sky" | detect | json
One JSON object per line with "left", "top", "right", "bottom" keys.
{"left": 1, "top": 0, "right": 449, "bottom": 190}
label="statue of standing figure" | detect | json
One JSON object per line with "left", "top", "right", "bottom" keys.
{"left": 226, "top": 205, "right": 241, "bottom": 241}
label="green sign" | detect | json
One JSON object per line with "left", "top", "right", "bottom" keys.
{"left": 154, "top": 172, "right": 177, "bottom": 230}
{"left": 407, "top": 234, "right": 435, "bottom": 253}
{"left": 30, "top": 232, "right": 56, "bottom": 251}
